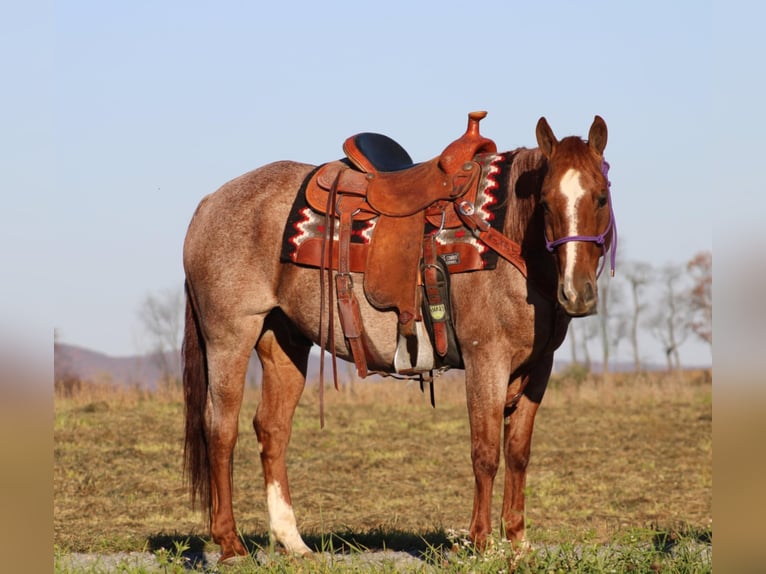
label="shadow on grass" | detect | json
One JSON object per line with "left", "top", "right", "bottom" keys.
{"left": 146, "top": 525, "right": 712, "bottom": 569}
{"left": 301, "top": 528, "right": 453, "bottom": 556}
{"left": 651, "top": 524, "right": 713, "bottom": 553}
{"left": 147, "top": 528, "right": 453, "bottom": 567}
{"left": 145, "top": 533, "right": 212, "bottom": 570}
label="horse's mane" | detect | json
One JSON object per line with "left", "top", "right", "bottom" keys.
{"left": 500, "top": 147, "right": 547, "bottom": 249}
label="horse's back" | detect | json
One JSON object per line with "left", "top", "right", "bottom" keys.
{"left": 183, "top": 161, "right": 314, "bottom": 324}
{"left": 187, "top": 160, "right": 312, "bottom": 236}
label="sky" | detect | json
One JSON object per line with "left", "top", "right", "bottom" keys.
{"left": 5, "top": 0, "right": 760, "bottom": 369}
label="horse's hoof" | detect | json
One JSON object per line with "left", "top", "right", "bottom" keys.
{"left": 219, "top": 552, "right": 249, "bottom": 566}
{"left": 276, "top": 545, "right": 314, "bottom": 559}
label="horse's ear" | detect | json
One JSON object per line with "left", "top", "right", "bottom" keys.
{"left": 588, "top": 115, "right": 608, "bottom": 156}
{"left": 536, "top": 117, "right": 557, "bottom": 159}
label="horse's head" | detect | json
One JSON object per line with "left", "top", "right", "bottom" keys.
{"left": 536, "top": 115, "right": 615, "bottom": 316}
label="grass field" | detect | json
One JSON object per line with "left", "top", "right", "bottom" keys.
{"left": 53, "top": 369, "right": 712, "bottom": 572}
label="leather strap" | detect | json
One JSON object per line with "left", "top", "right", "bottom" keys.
{"left": 318, "top": 175, "right": 370, "bottom": 427}
{"left": 335, "top": 194, "right": 369, "bottom": 378}
{"left": 422, "top": 232, "right": 448, "bottom": 357}
{"left": 318, "top": 169, "right": 341, "bottom": 428}
{"left": 456, "top": 201, "right": 528, "bottom": 277}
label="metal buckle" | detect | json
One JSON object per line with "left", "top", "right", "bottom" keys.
{"left": 458, "top": 200, "right": 475, "bottom": 216}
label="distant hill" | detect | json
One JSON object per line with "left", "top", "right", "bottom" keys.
{"left": 54, "top": 343, "right": 174, "bottom": 389}
{"left": 54, "top": 342, "right": 690, "bottom": 390}
{"left": 53, "top": 343, "right": 335, "bottom": 389}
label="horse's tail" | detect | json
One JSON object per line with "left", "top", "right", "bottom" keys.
{"left": 182, "top": 280, "right": 211, "bottom": 514}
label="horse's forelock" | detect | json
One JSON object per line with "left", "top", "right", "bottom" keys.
{"left": 551, "top": 136, "right": 602, "bottom": 176}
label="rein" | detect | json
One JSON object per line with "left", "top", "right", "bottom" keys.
{"left": 544, "top": 160, "right": 617, "bottom": 277}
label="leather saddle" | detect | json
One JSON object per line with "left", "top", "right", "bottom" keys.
{"left": 302, "top": 112, "right": 497, "bottom": 377}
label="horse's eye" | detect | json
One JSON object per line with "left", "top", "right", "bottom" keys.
{"left": 540, "top": 199, "right": 550, "bottom": 213}
{"left": 597, "top": 195, "right": 608, "bottom": 208}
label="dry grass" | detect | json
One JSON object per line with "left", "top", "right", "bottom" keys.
{"left": 53, "top": 370, "right": 712, "bottom": 555}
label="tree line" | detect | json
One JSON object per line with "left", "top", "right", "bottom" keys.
{"left": 567, "top": 250, "right": 711, "bottom": 372}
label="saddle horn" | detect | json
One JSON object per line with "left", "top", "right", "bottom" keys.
{"left": 439, "top": 111, "right": 497, "bottom": 174}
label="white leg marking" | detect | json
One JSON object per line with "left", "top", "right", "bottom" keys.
{"left": 559, "top": 169, "right": 587, "bottom": 301}
{"left": 266, "top": 482, "right": 312, "bottom": 555}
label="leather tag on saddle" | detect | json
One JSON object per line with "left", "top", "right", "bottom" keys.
{"left": 421, "top": 244, "right": 462, "bottom": 368}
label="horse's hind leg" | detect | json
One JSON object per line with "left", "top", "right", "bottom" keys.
{"left": 200, "top": 315, "right": 266, "bottom": 563}
{"left": 253, "top": 311, "right": 312, "bottom": 555}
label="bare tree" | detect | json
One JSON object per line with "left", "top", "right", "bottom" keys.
{"left": 138, "top": 287, "right": 184, "bottom": 386}
{"left": 567, "top": 319, "right": 579, "bottom": 365}
{"left": 53, "top": 328, "right": 70, "bottom": 379}
{"left": 687, "top": 251, "right": 712, "bottom": 349}
{"left": 577, "top": 315, "right": 599, "bottom": 372}
{"left": 596, "top": 266, "right": 627, "bottom": 375}
{"left": 622, "top": 261, "right": 654, "bottom": 371}
{"left": 54, "top": 328, "right": 81, "bottom": 396}
{"left": 646, "top": 263, "right": 690, "bottom": 371}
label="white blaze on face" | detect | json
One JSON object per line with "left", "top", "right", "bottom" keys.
{"left": 266, "top": 482, "right": 312, "bottom": 555}
{"left": 559, "top": 169, "right": 587, "bottom": 300}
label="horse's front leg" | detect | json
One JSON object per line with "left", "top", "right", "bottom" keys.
{"left": 465, "top": 360, "right": 510, "bottom": 549}
{"left": 501, "top": 359, "right": 551, "bottom": 546}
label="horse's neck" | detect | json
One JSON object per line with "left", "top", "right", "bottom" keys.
{"left": 501, "top": 148, "right": 558, "bottom": 295}
{"left": 500, "top": 149, "right": 542, "bottom": 242}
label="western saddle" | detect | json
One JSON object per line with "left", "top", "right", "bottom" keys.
{"left": 298, "top": 111, "right": 526, "bottom": 379}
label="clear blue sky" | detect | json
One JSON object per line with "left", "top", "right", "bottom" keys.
{"left": 6, "top": 1, "right": 757, "bottom": 368}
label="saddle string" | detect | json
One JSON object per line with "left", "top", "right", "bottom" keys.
{"left": 329, "top": 192, "right": 339, "bottom": 390}
{"left": 317, "top": 169, "right": 343, "bottom": 428}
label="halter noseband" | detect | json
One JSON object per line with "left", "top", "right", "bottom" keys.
{"left": 544, "top": 159, "right": 617, "bottom": 277}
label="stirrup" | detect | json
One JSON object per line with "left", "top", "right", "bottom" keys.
{"left": 394, "top": 320, "right": 435, "bottom": 373}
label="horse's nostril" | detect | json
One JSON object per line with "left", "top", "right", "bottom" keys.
{"left": 558, "top": 283, "right": 569, "bottom": 302}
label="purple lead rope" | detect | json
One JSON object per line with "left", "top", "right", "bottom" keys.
{"left": 544, "top": 159, "right": 617, "bottom": 277}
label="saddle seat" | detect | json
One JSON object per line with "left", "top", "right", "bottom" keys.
{"left": 345, "top": 132, "right": 414, "bottom": 172}
{"left": 302, "top": 112, "right": 498, "bottom": 377}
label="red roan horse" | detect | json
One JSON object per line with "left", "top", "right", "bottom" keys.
{"left": 182, "top": 114, "right": 614, "bottom": 563}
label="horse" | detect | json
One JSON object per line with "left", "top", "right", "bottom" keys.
{"left": 182, "top": 114, "right": 615, "bottom": 563}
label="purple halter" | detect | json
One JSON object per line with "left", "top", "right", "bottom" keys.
{"left": 544, "top": 159, "right": 617, "bottom": 277}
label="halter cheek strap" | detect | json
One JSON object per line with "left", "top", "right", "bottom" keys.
{"left": 544, "top": 159, "right": 618, "bottom": 277}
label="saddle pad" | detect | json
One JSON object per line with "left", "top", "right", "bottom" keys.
{"left": 280, "top": 153, "right": 509, "bottom": 273}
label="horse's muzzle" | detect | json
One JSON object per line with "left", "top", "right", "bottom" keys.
{"left": 557, "top": 279, "right": 598, "bottom": 317}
